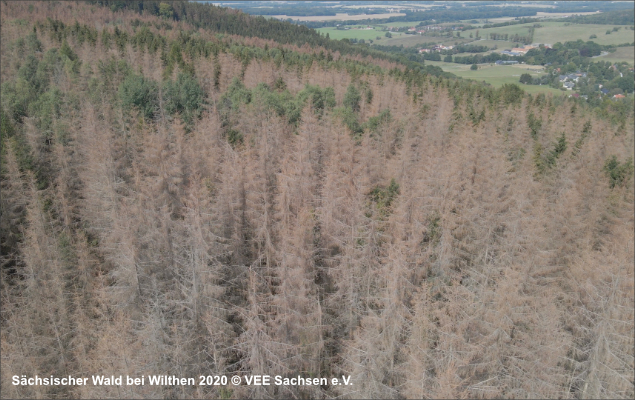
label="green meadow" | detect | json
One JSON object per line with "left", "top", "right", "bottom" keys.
{"left": 383, "top": 35, "right": 474, "bottom": 48}
{"left": 424, "top": 61, "right": 565, "bottom": 95}
{"left": 595, "top": 46, "right": 635, "bottom": 64}
{"left": 316, "top": 26, "right": 402, "bottom": 41}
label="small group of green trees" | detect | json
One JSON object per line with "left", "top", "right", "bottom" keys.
{"left": 217, "top": 78, "right": 337, "bottom": 146}
{"left": 369, "top": 178, "right": 400, "bottom": 218}
{"left": 526, "top": 113, "right": 633, "bottom": 189}
{"left": 336, "top": 83, "right": 391, "bottom": 140}
{"left": 119, "top": 72, "right": 205, "bottom": 127}
{"left": 604, "top": 155, "right": 635, "bottom": 188}
{"left": 488, "top": 31, "right": 533, "bottom": 45}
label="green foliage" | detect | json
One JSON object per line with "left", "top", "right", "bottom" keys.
{"left": 218, "top": 78, "right": 251, "bottom": 146}
{"left": 101, "top": 29, "right": 112, "bottom": 49}
{"left": 421, "top": 213, "right": 442, "bottom": 246}
{"left": 365, "top": 86, "right": 374, "bottom": 104}
{"left": 296, "top": 84, "right": 336, "bottom": 117}
{"left": 545, "top": 132, "right": 567, "bottom": 166}
{"left": 273, "top": 77, "right": 286, "bottom": 91}
{"left": 3, "top": 49, "right": 54, "bottom": 122}
{"left": 20, "top": 30, "right": 43, "bottom": 54}
{"left": 221, "top": 78, "right": 252, "bottom": 112}
{"left": 213, "top": 59, "right": 221, "bottom": 89}
{"left": 335, "top": 107, "right": 364, "bottom": 138}
{"left": 499, "top": 83, "right": 524, "bottom": 106}
{"left": 573, "top": 121, "right": 591, "bottom": 156}
{"left": 610, "top": 76, "right": 634, "bottom": 94}
{"left": 534, "top": 133, "right": 568, "bottom": 174}
{"left": 470, "top": 64, "right": 478, "bottom": 70}
{"left": 6, "top": 135, "right": 35, "bottom": 176}
{"left": 0, "top": 109, "right": 16, "bottom": 141}
{"left": 527, "top": 112, "right": 542, "bottom": 139}
{"left": 59, "top": 40, "right": 78, "bottom": 62}
{"left": 252, "top": 82, "right": 289, "bottom": 117}
{"left": 158, "top": 2, "right": 174, "bottom": 19}
{"left": 2, "top": 79, "right": 35, "bottom": 122}
{"left": 29, "top": 88, "right": 64, "bottom": 136}
{"left": 162, "top": 73, "right": 205, "bottom": 127}
{"left": 226, "top": 128, "right": 243, "bottom": 147}
{"left": 1, "top": 118, "right": 44, "bottom": 186}
{"left": 519, "top": 73, "right": 533, "bottom": 84}
{"left": 369, "top": 178, "right": 400, "bottom": 217}
{"left": 343, "top": 84, "right": 361, "bottom": 113}
{"left": 533, "top": 142, "right": 546, "bottom": 175}
{"left": 119, "top": 73, "right": 159, "bottom": 119}
{"left": 364, "top": 109, "right": 391, "bottom": 134}
{"left": 221, "top": 80, "right": 336, "bottom": 135}
{"left": 119, "top": 70, "right": 204, "bottom": 125}
{"left": 604, "top": 155, "right": 634, "bottom": 188}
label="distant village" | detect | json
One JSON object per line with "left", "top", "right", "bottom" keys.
{"left": 337, "top": 22, "right": 632, "bottom": 99}
{"left": 414, "top": 40, "right": 632, "bottom": 98}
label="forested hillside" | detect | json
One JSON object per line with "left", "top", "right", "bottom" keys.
{"left": 90, "top": 0, "right": 450, "bottom": 77}
{"left": 1, "top": 2, "right": 633, "bottom": 399}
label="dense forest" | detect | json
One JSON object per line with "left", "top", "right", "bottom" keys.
{"left": 1, "top": 1, "right": 634, "bottom": 399}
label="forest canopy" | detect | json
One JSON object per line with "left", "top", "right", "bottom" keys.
{"left": 1, "top": 2, "right": 633, "bottom": 399}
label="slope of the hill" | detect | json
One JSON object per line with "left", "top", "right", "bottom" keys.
{"left": 90, "top": 0, "right": 451, "bottom": 78}
{"left": 1, "top": 2, "right": 633, "bottom": 399}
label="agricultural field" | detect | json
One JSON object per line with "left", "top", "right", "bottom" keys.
{"left": 467, "top": 39, "right": 519, "bottom": 50}
{"left": 270, "top": 12, "right": 405, "bottom": 22}
{"left": 341, "top": 4, "right": 440, "bottom": 10}
{"left": 316, "top": 26, "right": 403, "bottom": 41}
{"left": 464, "top": 22, "right": 539, "bottom": 41}
{"left": 424, "top": 60, "right": 565, "bottom": 95}
{"left": 594, "top": 46, "right": 635, "bottom": 65}
{"left": 374, "top": 20, "right": 427, "bottom": 28}
{"left": 383, "top": 34, "right": 474, "bottom": 48}
{"left": 462, "top": 21, "right": 635, "bottom": 46}
{"left": 531, "top": 22, "right": 635, "bottom": 45}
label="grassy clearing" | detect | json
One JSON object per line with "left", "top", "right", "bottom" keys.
{"left": 424, "top": 60, "right": 565, "bottom": 95}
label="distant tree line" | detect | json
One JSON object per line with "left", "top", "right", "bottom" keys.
{"left": 557, "top": 9, "right": 635, "bottom": 25}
